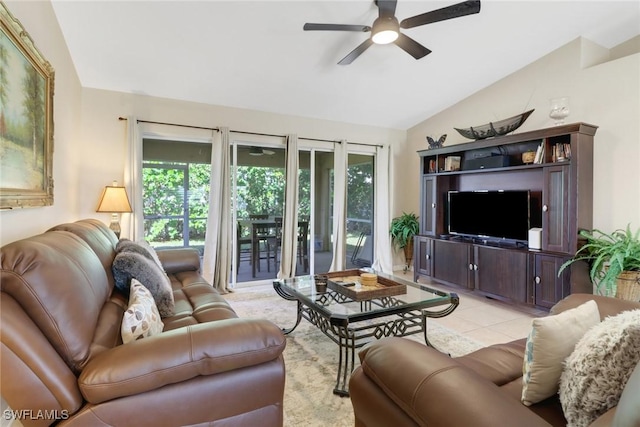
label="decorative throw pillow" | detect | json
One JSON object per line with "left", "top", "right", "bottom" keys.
{"left": 521, "top": 300, "right": 600, "bottom": 406}
{"left": 121, "top": 279, "right": 164, "bottom": 344}
{"left": 136, "top": 240, "right": 165, "bottom": 272}
{"left": 559, "top": 309, "right": 640, "bottom": 427}
{"left": 112, "top": 250, "right": 175, "bottom": 317}
{"left": 116, "top": 238, "right": 163, "bottom": 268}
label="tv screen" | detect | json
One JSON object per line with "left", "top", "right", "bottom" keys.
{"left": 448, "top": 190, "right": 530, "bottom": 242}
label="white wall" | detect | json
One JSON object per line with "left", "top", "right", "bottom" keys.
{"left": 401, "top": 37, "right": 640, "bottom": 234}
{"left": 0, "top": 1, "right": 83, "bottom": 245}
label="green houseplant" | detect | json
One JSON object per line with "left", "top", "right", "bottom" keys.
{"left": 559, "top": 225, "right": 640, "bottom": 299}
{"left": 390, "top": 212, "right": 420, "bottom": 270}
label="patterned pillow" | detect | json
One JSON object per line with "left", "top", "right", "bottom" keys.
{"left": 521, "top": 300, "right": 600, "bottom": 406}
{"left": 559, "top": 309, "right": 640, "bottom": 427}
{"left": 121, "top": 279, "right": 164, "bottom": 344}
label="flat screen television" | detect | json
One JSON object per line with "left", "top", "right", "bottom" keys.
{"left": 447, "top": 190, "right": 530, "bottom": 242}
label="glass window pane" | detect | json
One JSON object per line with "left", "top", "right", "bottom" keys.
{"left": 347, "top": 154, "right": 374, "bottom": 269}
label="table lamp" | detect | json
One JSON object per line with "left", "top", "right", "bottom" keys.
{"left": 96, "top": 181, "right": 132, "bottom": 238}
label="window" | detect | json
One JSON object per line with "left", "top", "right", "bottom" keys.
{"left": 142, "top": 139, "right": 211, "bottom": 254}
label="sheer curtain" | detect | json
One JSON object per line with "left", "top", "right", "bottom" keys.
{"left": 203, "top": 127, "right": 232, "bottom": 293}
{"left": 278, "top": 134, "right": 299, "bottom": 279}
{"left": 329, "top": 140, "right": 348, "bottom": 271}
{"left": 123, "top": 115, "right": 144, "bottom": 241}
{"left": 372, "top": 144, "right": 393, "bottom": 274}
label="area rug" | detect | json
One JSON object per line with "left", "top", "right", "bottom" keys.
{"left": 225, "top": 284, "right": 484, "bottom": 427}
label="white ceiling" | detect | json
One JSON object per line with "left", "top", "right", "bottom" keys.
{"left": 51, "top": 1, "right": 640, "bottom": 130}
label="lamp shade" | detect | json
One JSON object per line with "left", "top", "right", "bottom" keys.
{"left": 96, "top": 185, "right": 132, "bottom": 213}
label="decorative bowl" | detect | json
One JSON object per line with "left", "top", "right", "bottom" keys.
{"left": 455, "top": 109, "right": 535, "bottom": 140}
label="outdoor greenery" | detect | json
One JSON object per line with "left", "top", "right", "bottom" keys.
{"left": 142, "top": 157, "right": 374, "bottom": 247}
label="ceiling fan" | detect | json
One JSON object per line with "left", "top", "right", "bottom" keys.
{"left": 249, "top": 147, "right": 276, "bottom": 156}
{"left": 303, "top": 0, "right": 481, "bottom": 65}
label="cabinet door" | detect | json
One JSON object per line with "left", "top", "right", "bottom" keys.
{"left": 542, "top": 165, "right": 569, "bottom": 253}
{"left": 533, "top": 254, "right": 570, "bottom": 309}
{"left": 474, "top": 246, "right": 528, "bottom": 302}
{"left": 413, "top": 236, "right": 433, "bottom": 281}
{"left": 421, "top": 176, "right": 437, "bottom": 236}
{"left": 433, "top": 240, "right": 472, "bottom": 289}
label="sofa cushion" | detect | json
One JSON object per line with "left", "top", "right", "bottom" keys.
{"left": 1, "top": 231, "right": 111, "bottom": 373}
{"left": 112, "top": 249, "right": 175, "bottom": 317}
{"left": 122, "top": 279, "right": 164, "bottom": 343}
{"left": 521, "top": 300, "right": 600, "bottom": 406}
{"left": 559, "top": 309, "right": 640, "bottom": 427}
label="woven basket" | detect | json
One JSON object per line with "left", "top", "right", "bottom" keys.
{"left": 615, "top": 271, "right": 640, "bottom": 301}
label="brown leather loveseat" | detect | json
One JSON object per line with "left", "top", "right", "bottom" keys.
{"left": 349, "top": 294, "right": 640, "bottom": 427}
{"left": 1, "top": 219, "right": 286, "bottom": 426}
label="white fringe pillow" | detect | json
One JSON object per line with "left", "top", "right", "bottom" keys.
{"left": 559, "top": 309, "right": 640, "bottom": 427}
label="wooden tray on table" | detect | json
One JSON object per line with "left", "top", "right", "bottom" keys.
{"left": 325, "top": 269, "right": 407, "bottom": 301}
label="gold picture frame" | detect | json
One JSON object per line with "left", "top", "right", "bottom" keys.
{"left": 0, "top": 2, "right": 55, "bottom": 209}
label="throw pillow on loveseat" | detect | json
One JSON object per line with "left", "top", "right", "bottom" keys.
{"left": 559, "top": 309, "right": 640, "bottom": 427}
{"left": 112, "top": 239, "right": 175, "bottom": 317}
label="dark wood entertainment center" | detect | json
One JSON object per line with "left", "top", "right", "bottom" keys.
{"left": 414, "top": 123, "right": 597, "bottom": 309}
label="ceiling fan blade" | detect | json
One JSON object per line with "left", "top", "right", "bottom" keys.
{"left": 304, "top": 23, "right": 371, "bottom": 32}
{"left": 394, "top": 33, "right": 432, "bottom": 59}
{"left": 400, "top": 0, "right": 481, "bottom": 29}
{"left": 376, "top": 0, "right": 397, "bottom": 18}
{"left": 338, "top": 38, "right": 374, "bottom": 65}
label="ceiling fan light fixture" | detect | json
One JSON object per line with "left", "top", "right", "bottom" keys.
{"left": 249, "top": 146, "right": 263, "bottom": 156}
{"left": 371, "top": 16, "right": 399, "bottom": 44}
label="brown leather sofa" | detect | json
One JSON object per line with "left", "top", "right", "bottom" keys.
{"left": 1, "top": 219, "right": 286, "bottom": 427}
{"left": 349, "top": 294, "right": 640, "bottom": 427}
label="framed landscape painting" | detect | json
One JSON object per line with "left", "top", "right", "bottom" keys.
{"left": 0, "top": 3, "right": 55, "bottom": 209}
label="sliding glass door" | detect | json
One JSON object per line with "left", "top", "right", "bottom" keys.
{"left": 232, "top": 144, "right": 286, "bottom": 284}
{"left": 297, "top": 149, "right": 335, "bottom": 276}
{"left": 346, "top": 153, "right": 374, "bottom": 269}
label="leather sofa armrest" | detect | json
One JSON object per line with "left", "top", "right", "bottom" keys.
{"left": 550, "top": 294, "right": 640, "bottom": 319}
{"left": 157, "top": 248, "right": 201, "bottom": 274}
{"left": 79, "top": 318, "right": 285, "bottom": 403}
{"left": 356, "top": 337, "right": 552, "bottom": 427}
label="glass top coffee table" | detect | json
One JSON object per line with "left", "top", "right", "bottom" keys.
{"left": 273, "top": 269, "right": 459, "bottom": 396}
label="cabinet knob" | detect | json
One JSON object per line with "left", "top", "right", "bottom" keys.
{"left": 474, "top": 264, "right": 478, "bottom": 271}
{"left": 469, "top": 263, "right": 473, "bottom": 270}
{"left": 535, "top": 276, "right": 541, "bottom": 284}
{"left": 431, "top": 203, "right": 436, "bottom": 209}
{"left": 542, "top": 205, "right": 548, "bottom": 212}
{"left": 426, "top": 254, "right": 431, "bottom": 260}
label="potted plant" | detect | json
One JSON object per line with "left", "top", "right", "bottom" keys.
{"left": 390, "top": 212, "right": 420, "bottom": 270}
{"left": 559, "top": 224, "right": 640, "bottom": 300}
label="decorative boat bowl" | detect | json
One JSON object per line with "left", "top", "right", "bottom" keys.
{"left": 455, "top": 109, "right": 535, "bottom": 140}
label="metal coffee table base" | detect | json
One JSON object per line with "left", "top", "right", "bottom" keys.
{"left": 273, "top": 283, "right": 459, "bottom": 396}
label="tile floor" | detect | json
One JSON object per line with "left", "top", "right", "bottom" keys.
{"left": 392, "top": 270, "right": 549, "bottom": 346}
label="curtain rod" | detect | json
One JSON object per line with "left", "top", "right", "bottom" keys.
{"left": 118, "top": 116, "right": 383, "bottom": 148}
{"left": 119, "top": 117, "right": 219, "bottom": 132}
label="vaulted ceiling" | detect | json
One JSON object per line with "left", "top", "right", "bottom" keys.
{"left": 51, "top": 1, "right": 640, "bottom": 129}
